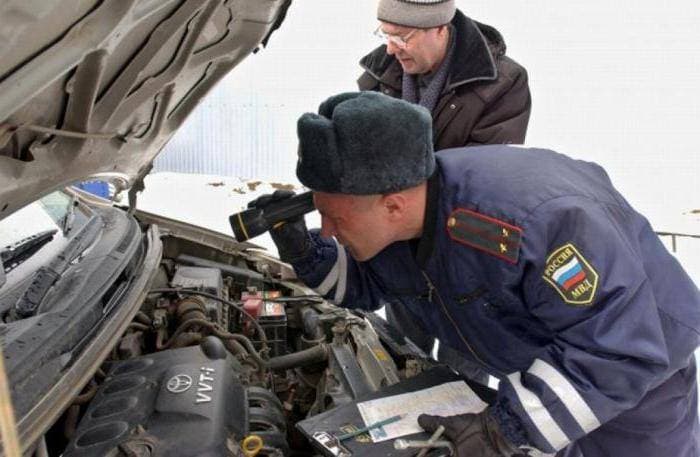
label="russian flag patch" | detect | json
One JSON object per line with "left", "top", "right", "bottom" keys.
{"left": 543, "top": 243, "right": 599, "bottom": 305}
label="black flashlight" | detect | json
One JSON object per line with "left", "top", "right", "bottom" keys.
{"left": 229, "top": 191, "right": 315, "bottom": 242}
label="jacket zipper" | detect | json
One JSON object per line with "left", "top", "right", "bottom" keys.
{"left": 433, "top": 91, "right": 461, "bottom": 141}
{"left": 420, "top": 270, "right": 491, "bottom": 370}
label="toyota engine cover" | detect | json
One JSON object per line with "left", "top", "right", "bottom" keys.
{"left": 64, "top": 338, "right": 248, "bottom": 456}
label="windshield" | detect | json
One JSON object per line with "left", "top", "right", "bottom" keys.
{"left": 0, "top": 190, "right": 93, "bottom": 293}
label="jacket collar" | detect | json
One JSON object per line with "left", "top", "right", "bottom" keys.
{"left": 415, "top": 167, "right": 441, "bottom": 268}
{"left": 359, "top": 10, "right": 501, "bottom": 93}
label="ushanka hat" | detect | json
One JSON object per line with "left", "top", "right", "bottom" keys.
{"left": 378, "top": 0, "right": 456, "bottom": 28}
{"left": 296, "top": 92, "right": 435, "bottom": 195}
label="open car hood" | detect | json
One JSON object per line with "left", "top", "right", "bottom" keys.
{"left": 0, "top": 0, "right": 291, "bottom": 221}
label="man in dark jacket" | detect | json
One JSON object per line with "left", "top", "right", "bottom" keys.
{"left": 251, "top": 92, "right": 700, "bottom": 457}
{"left": 358, "top": 0, "right": 531, "bottom": 150}
{"left": 359, "top": 0, "right": 532, "bottom": 367}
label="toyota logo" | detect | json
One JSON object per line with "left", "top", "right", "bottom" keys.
{"left": 166, "top": 374, "right": 193, "bottom": 394}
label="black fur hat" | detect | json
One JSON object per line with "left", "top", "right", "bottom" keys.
{"left": 296, "top": 92, "right": 435, "bottom": 195}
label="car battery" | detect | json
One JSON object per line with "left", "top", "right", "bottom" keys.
{"left": 241, "top": 289, "right": 287, "bottom": 357}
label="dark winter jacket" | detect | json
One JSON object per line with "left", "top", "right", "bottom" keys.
{"left": 358, "top": 10, "right": 531, "bottom": 150}
{"left": 290, "top": 145, "right": 700, "bottom": 457}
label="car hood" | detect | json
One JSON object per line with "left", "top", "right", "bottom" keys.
{"left": 0, "top": 0, "right": 291, "bottom": 221}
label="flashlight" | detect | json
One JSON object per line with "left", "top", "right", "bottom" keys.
{"left": 229, "top": 191, "right": 315, "bottom": 242}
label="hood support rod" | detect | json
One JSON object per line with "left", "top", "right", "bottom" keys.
{"left": 0, "top": 344, "right": 21, "bottom": 456}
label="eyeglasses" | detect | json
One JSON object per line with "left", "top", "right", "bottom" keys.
{"left": 373, "top": 25, "right": 418, "bottom": 50}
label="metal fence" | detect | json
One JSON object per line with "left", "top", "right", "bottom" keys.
{"left": 656, "top": 232, "right": 700, "bottom": 253}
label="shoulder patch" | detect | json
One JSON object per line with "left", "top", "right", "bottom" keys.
{"left": 446, "top": 208, "right": 522, "bottom": 263}
{"left": 542, "top": 243, "right": 599, "bottom": 306}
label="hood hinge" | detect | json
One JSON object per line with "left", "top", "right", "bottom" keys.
{"left": 127, "top": 163, "right": 153, "bottom": 217}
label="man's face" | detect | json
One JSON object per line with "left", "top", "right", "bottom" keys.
{"left": 380, "top": 22, "right": 447, "bottom": 74}
{"left": 314, "top": 192, "right": 395, "bottom": 262}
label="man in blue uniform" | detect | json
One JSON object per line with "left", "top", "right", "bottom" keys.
{"left": 251, "top": 92, "right": 700, "bottom": 456}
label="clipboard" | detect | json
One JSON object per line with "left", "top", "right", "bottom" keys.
{"left": 296, "top": 365, "right": 495, "bottom": 457}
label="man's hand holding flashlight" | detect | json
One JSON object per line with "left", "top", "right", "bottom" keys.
{"left": 247, "top": 190, "right": 311, "bottom": 262}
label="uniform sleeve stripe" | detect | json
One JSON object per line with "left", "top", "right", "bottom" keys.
{"left": 333, "top": 240, "right": 347, "bottom": 303}
{"left": 314, "top": 241, "right": 340, "bottom": 295}
{"left": 507, "top": 372, "right": 570, "bottom": 451}
{"left": 528, "top": 359, "right": 601, "bottom": 433}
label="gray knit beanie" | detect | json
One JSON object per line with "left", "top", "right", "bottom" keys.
{"left": 296, "top": 92, "right": 435, "bottom": 195}
{"left": 378, "top": 0, "right": 456, "bottom": 28}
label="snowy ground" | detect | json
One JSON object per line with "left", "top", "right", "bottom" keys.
{"left": 138, "top": 172, "right": 700, "bottom": 284}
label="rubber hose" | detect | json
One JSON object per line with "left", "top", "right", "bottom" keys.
{"left": 266, "top": 344, "right": 328, "bottom": 371}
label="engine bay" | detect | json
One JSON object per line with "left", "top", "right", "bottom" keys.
{"left": 47, "top": 228, "right": 434, "bottom": 456}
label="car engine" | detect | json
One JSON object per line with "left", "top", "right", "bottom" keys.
{"left": 48, "top": 229, "right": 432, "bottom": 456}
{"left": 63, "top": 340, "right": 280, "bottom": 456}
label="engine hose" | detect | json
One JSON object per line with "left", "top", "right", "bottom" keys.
{"left": 73, "top": 381, "right": 98, "bottom": 405}
{"left": 135, "top": 311, "right": 152, "bottom": 325}
{"left": 175, "top": 296, "right": 207, "bottom": 323}
{"left": 222, "top": 338, "right": 248, "bottom": 357}
{"left": 266, "top": 344, "right": 328, "bottom": 371}
{"left": 148, "top": 288, "right": 268, "bottom": 348}
{"left": 63, "top": 404, "right": 80, "bottom": 439}
{"left": 127, "top": 322, "right": 150, "bottom": 332}
{"left": 226, "top": 333, "right": 261, "bottom": 357}
{"left": 155, "top": 328, "right": 167, "bottom": 351}
{"left": 300, "top": 307, "right": 325, "bottom": 342}
{"left": 157, "top": 312, "right": 328, "bottom": 374}
{"left": 161, "top": 318, "right": 269, "bottom": 370}
{"left": 159, "top": 318, "right": 213, "bottom": 349}
{"left": 171, "top": 332, "right": 202, "bottom": 349}
{"left": 217, "top": 333, "right": 268, "bottom": 371}
{"left": 217, "top": 335, "right": 265, "bottom": 372}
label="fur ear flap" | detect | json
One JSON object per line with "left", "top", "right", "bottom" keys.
{"left": 296, "top": 113, "right": 342, "bottom": 192}
{"left": 318, "top": 92, "right": 362, "bottom": 118}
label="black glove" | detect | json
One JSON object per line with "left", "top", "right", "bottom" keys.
{"left": 418, "top": 411, "right": 523, "bottom": 457}
{"left": 247, "top": 190, "right": 310, "bottom": 262}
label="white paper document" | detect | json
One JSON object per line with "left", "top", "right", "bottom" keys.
{"left": 356, "top": 381, "right": 488, "bottom": 442}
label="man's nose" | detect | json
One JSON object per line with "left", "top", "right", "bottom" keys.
{"left": 385, "top": 40, "right": 400, "bottom": 55}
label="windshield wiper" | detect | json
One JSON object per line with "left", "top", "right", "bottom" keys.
{"left": 1, "top": 229, "right": 58, "bottom": 274}
{"left": 59, "top": 196, "right": 79, "bottom": 234}
{"left": 12, "top": 216, "right": 102, "bottom": 319}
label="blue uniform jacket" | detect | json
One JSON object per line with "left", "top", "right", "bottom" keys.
{"left": 290, "top": 146, "right": 700, "bottom": 456}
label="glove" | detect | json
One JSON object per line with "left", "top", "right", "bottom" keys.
{"left": 418, "top": 411, "right": 523, "bottom": 457}
{"left": 247, "top": 190, "right": 310, "bottom": 262}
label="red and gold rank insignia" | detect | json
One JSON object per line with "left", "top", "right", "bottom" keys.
{"left": 446, "top": 208, "right": 522, "bottom": 263}
{"left": 543, "top": 243, "right": 599, "bottom": 306}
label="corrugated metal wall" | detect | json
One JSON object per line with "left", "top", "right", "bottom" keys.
{"left": 153, "top": 0, "right": 379, "bottom": 184}
{"left": 154, "top": 89, "right": 299, "bottom": 183}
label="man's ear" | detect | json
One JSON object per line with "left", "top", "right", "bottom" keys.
{"left": 381, "top": 192, "right": 407, "bottom": 220}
